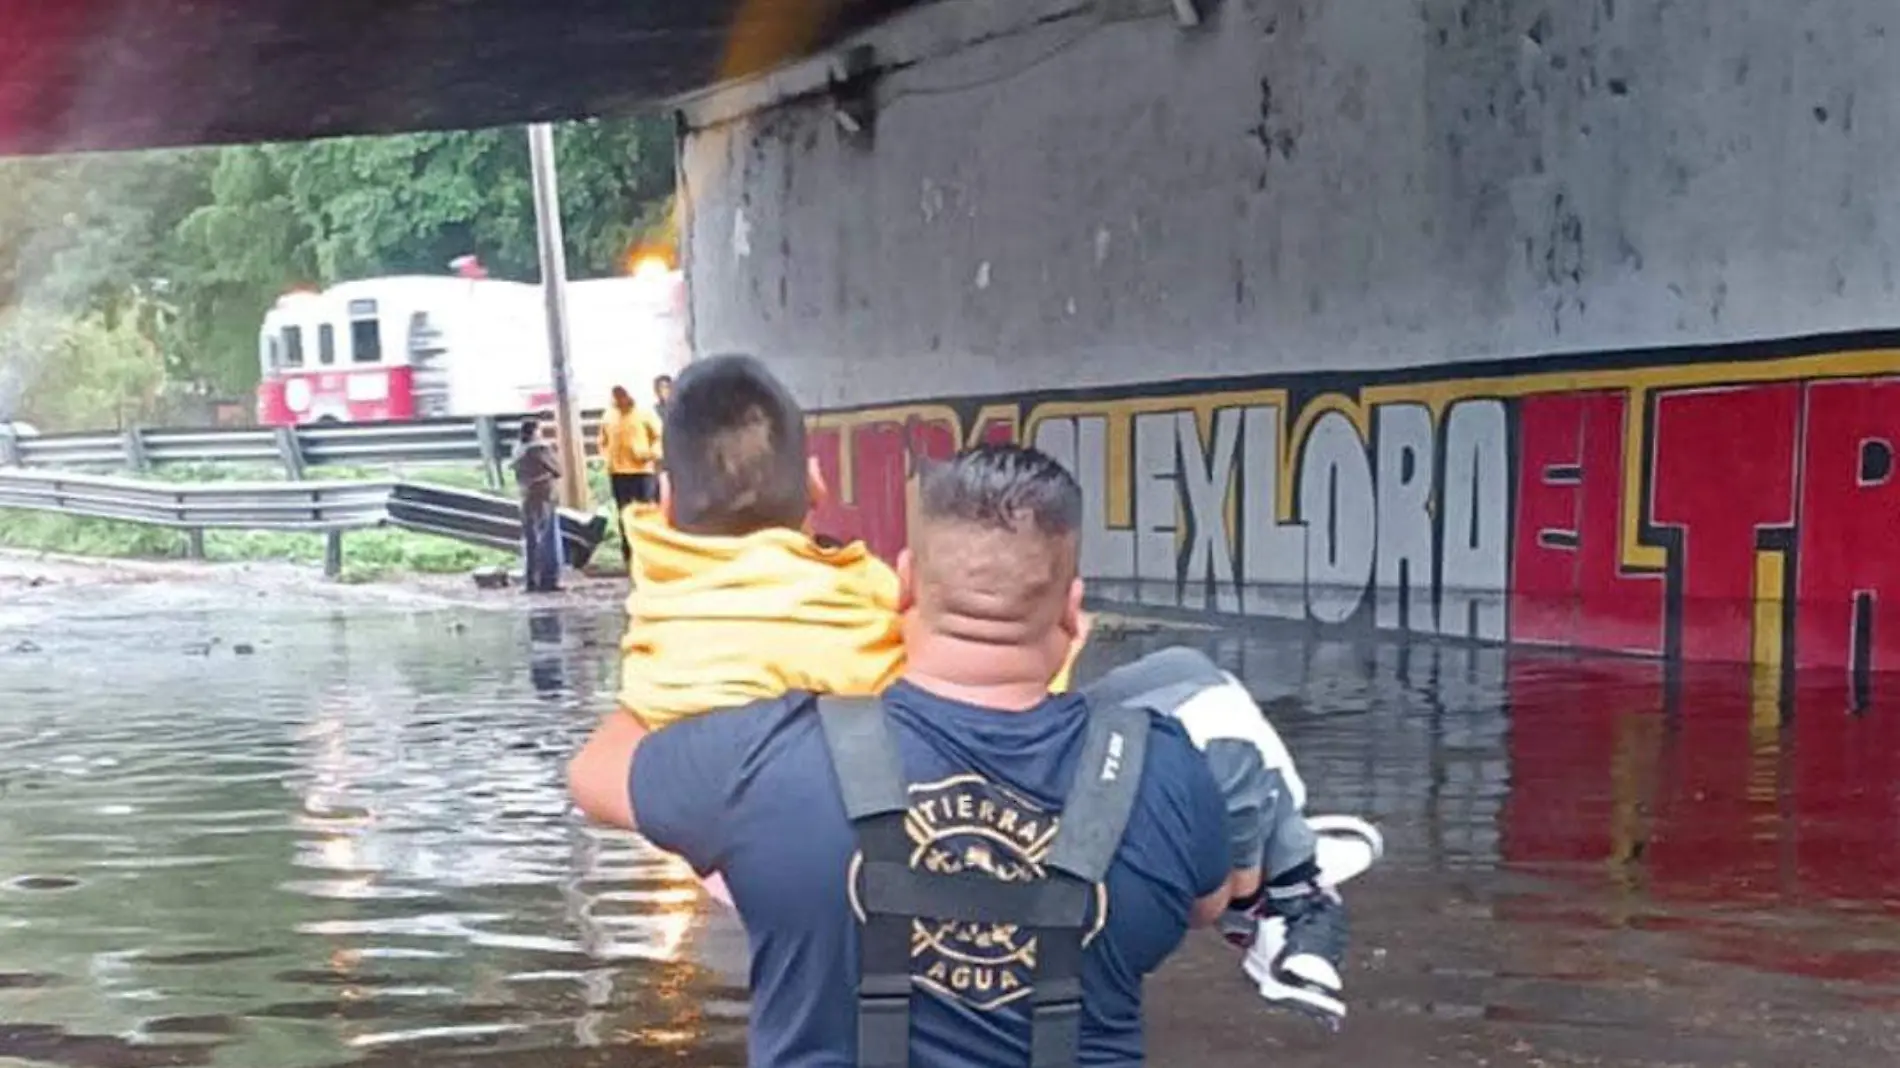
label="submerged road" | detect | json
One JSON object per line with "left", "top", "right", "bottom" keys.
{"left": 1, "top": 561, "right": 1898, "bottom": 1066}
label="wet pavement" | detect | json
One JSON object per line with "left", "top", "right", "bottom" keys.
{"left": 2, "top": 568, "right": 1899, "bottom": 1066}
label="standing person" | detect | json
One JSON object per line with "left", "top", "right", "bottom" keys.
{"left": 569, "top": 445, "right": 1234, "bottom": 1066}
{"left": 652, "top": 373, "right": 675, "bottom": 421}
{"left": 597, "top": 385, "right": 662, "bottom": 570}
{"left": 511, "top": 414, "right": 564, "bottom": 593}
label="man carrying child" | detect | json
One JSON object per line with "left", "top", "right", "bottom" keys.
{"left": 569, "top": 355, "right": 1371, "bottom": 1064}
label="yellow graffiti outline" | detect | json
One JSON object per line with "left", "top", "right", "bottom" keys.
{"left": 965, "top": 404, "right": 1022, "bottom": 447}
{"left": 808, "top": 404, "right": 963, "bottom": 506}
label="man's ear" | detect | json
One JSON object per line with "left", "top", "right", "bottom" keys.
{"left": 659, "top": 472, "right": 675, "bottom": 524}
{"left": 896, "top": 548, "right": 916, "bottom": 613}
{"left": 1063, "top": 577, "right": 1087, "bottom": 639}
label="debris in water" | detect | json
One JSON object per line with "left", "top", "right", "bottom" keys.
{"left": 6, "top": 874, "right": 80, "bottom": 892}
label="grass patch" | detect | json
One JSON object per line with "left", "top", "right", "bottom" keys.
{"left": 205, "top": 528, "right": 516, "bottom": 584}
{"left": 0, "top": 509, "right": 515, "bottom": 583}
{"left": 0, "top": 509, "right": 186, "bottom": 559}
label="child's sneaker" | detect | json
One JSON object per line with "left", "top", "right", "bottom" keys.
{"left": 1235, "top": 814, "right": 1383, "bottom": 1028}
{"left": 1243, "top": 884, "right": 1349, "bottom": 1028}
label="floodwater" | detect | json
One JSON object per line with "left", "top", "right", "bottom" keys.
{"left": 2, "top": 575, "right": 1898, "bottom": 1067}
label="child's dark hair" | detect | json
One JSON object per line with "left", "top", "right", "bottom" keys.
{"left": 663, "top": 354, "right": 809, "bottom": 536}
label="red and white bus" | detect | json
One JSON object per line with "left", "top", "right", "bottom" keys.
{"left": 256, "top": 263, "right": 687, "bottom": 426}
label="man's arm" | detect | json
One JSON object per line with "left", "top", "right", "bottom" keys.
{"left": 567, "top": 701, "right": 761, "bottom": 875}
{"left": 568, "top": 711, "right": 650, "bottom": 830}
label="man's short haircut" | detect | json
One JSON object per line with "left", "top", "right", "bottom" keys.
{"left": 916, "top": 444, "right": 1082, "bottom": 538}
{"left": 663, "top": 353, "right": 809, "bottom": 536}
{"left": 912, "top": 445, "right": 1084, "bottom": 636}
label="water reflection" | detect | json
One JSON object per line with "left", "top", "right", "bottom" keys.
{"left": 1081, "top": 627, "right": 1900, "bottom": 1022}
{"left": 0, "top": 604, "right": 744, "bottom": 1068}
{"left": 0, "top": 601, "right": 1896, "bottom": 1065}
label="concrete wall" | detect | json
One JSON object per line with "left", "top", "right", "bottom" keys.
{"left": 677, "top": 0, "right": 1900, "bottom": 679}
{"left": 682, "top": 0, "right": 1900, "bottom": 404}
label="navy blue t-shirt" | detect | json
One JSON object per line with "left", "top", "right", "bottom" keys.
{"left": 630, "top": 680, "right": 1230, "bottom": 1067}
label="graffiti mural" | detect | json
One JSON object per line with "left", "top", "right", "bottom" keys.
{"left": 806, "top": 331, "right": 1900, "bottom": 679}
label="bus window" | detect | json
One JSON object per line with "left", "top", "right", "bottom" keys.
{"left": 282, "top": 325, "right": 305, "bottom": 369}
{"left": 318, "top": 324, "right": 336, "bottom": 366}
{"left": 261, "top": 333, "right": 280, "bottom": 372}
{"left": 348, "top": 298, "right": 382, "bottom": 364}
{"left": 351, "top": 318, "right": 382, "bottom": 364}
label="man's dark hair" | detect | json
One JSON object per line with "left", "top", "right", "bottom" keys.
{"left": 917, "top": 444, "right": 1082, "bottom": 537}
{"left": 663, "top": 353, "right": 809, "bottom": 536}
{"left": 653, "top": 373, "right": 674, "bottom": 391}
{"left": 519, "top": 414, "right": 540, "bottom": 444}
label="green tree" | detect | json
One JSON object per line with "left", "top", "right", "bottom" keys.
{"left": 9, "top": 308, "right": 168, "bottom": 431}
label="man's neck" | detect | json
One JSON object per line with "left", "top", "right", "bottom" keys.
{"left": 902, "top": 629, "right": 1059, "bottom": 712}
{"left": 901, "top": 669, "right": 1050, "bottom": 712}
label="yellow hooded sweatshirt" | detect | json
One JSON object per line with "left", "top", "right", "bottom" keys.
{"left": 617, "top": 509, "right": 1078, "bottom": 727}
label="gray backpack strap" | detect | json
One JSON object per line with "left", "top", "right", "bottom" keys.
{"left": 817, "top": 695, "right": 913, "bottom": 1068}
{"left": 819, "top": 694, "right": 908, "bottom": 819}
{"left": 1022, "top": 699, "right": 1152, "bottom": 1068}
{"left": 1044, "top": 700, "right": 1151, "bottom": 883}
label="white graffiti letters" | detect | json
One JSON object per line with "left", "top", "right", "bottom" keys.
{"left": 1439, "top": 400, "right": 1510, "bottom": 641}
{"left": 1034, "top": 392, "right": 1513, "bottom": 638}
{"left": 1300, "top": 411, "right": 1377, "bottom": 624}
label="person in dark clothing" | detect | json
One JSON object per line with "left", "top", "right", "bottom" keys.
{"left": 652, "top": 373, "right": 675, "bottom": 421}
{"left": 512, "top": 415, "right": 564, "bottom": 593}
{"left": 568, "top": 445, "right": 1234, "bottom": 1066}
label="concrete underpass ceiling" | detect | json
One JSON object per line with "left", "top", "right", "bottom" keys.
{"left": 0, "top": 0, "right": 923, "bottom": 156}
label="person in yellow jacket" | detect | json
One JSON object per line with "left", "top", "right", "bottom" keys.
{"left": 597, "top": 385, "right": 664, "bottom": 570}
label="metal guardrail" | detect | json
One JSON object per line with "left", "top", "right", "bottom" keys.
{"left": 386, "top": 482, "right": 607, "bottom": 567}
{"left": 1, "top": 410, "right": 609, "bottom": 484}
{"left": 0, "top": 468, "right": 607, "bottom": 579}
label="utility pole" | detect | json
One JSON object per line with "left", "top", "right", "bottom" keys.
{"left": 527, "top": 122, "right": 589, "bottom": 511}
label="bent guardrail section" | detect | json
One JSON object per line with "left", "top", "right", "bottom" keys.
{"left": 0, "top": 469, "right": 606, "bottom": 579}
{"left": 386, "top": 483, "right": 607, "bottom": 570}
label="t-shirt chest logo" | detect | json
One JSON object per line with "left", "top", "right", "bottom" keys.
{"left": 901, "top": 774, "right": 1067, "bottom": 1012}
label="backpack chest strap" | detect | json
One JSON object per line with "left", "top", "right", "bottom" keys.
{"left": 816, "top": 694, "right": 1151, "bottom": 1068}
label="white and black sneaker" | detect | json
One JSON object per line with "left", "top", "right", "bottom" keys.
{"left": 1228, "top": 815, "right": 1382, "bottom": 1029}
{"left": 1244, "top": 882, "right": 1350, "bottom": 1029}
